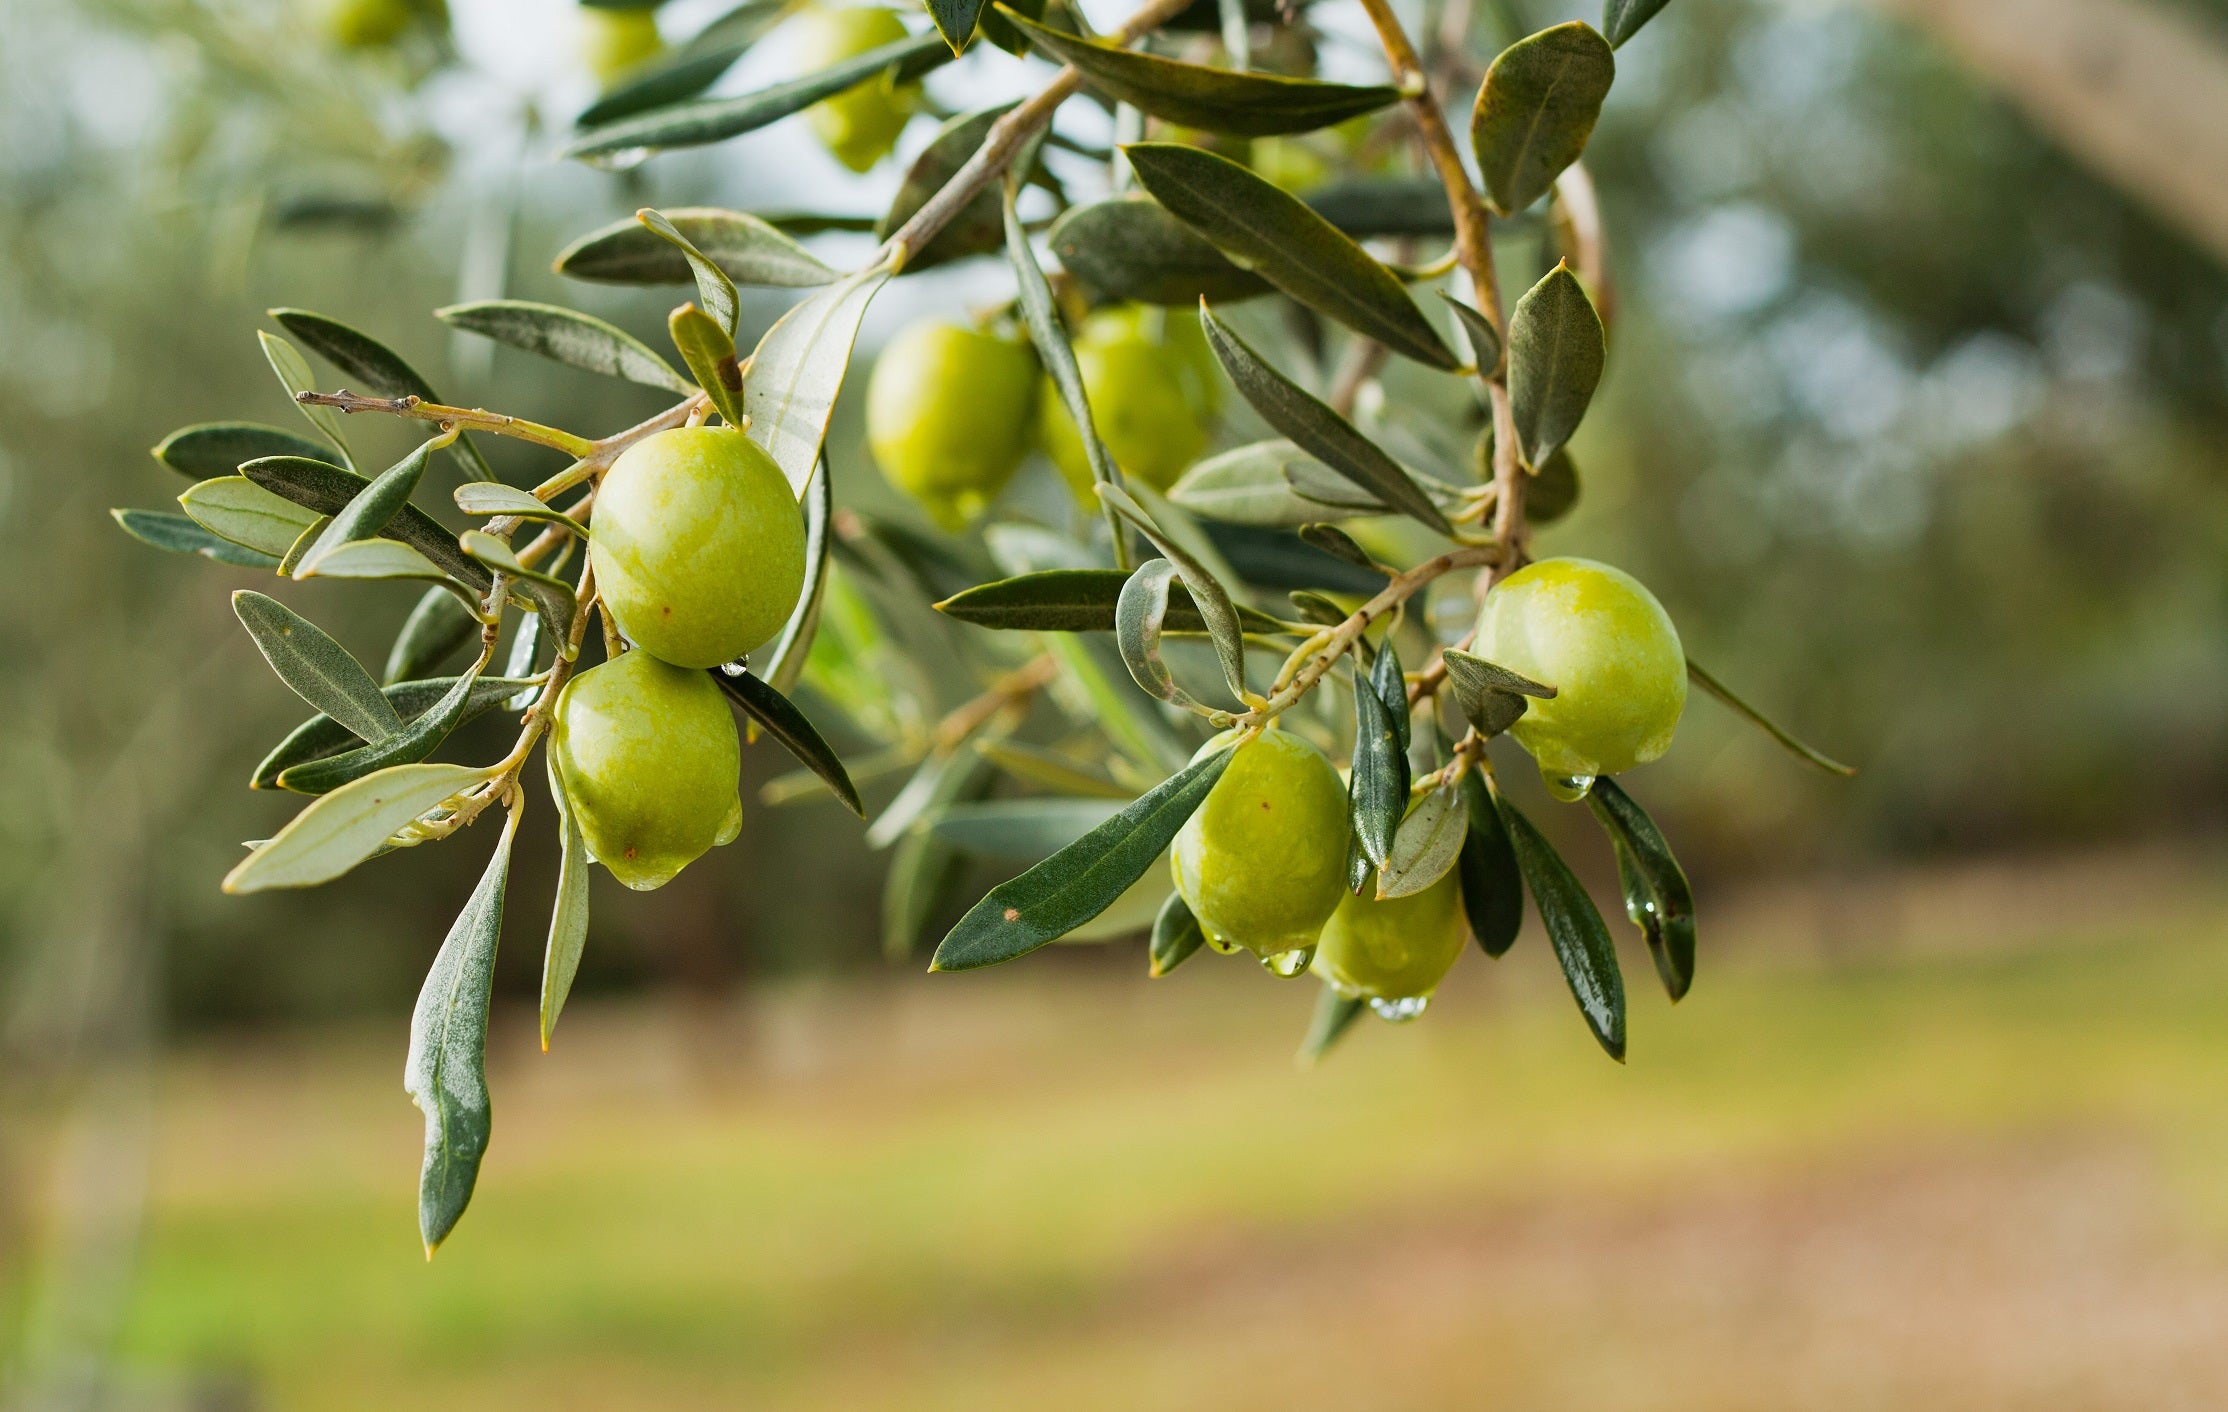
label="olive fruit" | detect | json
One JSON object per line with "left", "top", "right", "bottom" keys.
{"left": 580, "top": 5, "right": 665, "bottom": 86}
{"left": 1310, "top": 863, "right": 1466, "bottom": 1008}
{"left": 1472, "top": 557, "right": 1686, "bottom": 782}
{"left": 324, "top": 0, "right": 416, "bottom": 48}
{"left": 590, "top": 426, "right": 807, "bottom": 669}
{"left": 1039, "top": 306, "right": 1222, "bottom": 497}
{"left": 866, "top": 320, "right": 1040, "bottom": 532}
{"left": 1170, "top": 729, "right": 1349, "bottom": 960}
{"left": 792, "top": 6, "right": 919, "bottom": 172}
{"left": 551, "top": 650, "right": 742, "bottom": 891}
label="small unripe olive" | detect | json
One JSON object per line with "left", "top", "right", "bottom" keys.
{"left": 580, "top": 5, "right": 665, "bottom": 86}
{"left": 792, "top": 6, "right": 919, "bottom": 172}
{"left": 1310, "top": 863, "right": 1466, "bottom": 1003}
{"left": 1473, "top": 557, "right": 1686, "bottom": 780}
{"left": 590, "top": 426, "right": 807, "bottom": 669}
{"left": 866, "top": 320, "right": 1040, "bottom": 532}
{"left": 324, "top": 0, "right": 414, "bottom": 47}
{"left": 1040, "top": 306, "right": 1222, "bottom": 497}
{"left": 1170, "top": 729, "right": 1349, "bottom": 958}
{"left": 552, "top": 650, "right": 742, "bottom": 891}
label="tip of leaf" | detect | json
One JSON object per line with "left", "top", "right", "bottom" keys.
{"left": 924, "top": 960, "right": 944, "bottom": 973}
{"left": 423, "top": 1241, "right": 438, "bottom": 1261}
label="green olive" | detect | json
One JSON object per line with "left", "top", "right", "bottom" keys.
{"left": 866, "top": 319, "right": 1040, "bottom": 532}
{"left": 1310, "top": 863, "right": 1465, "bottom": 1004}
{"left": 1170, "top": 729, "right": 1349, "bottom": 959}
{"left": 324, "top": 0, "right": 414, "bottom": 47}
{"left": 1039, "top": 305, "right": 1222, "bottom": 497}
{"left": 792, "top": 6, "right": 919, "bottom": 172}
{"left": 580, "top": 5, "right": 665, "bottom": 86}
{"left": 1472, "top": 556, "right": 1686, "bottom": 781}
{"left": 552, "top": 650, "right": 742, "bottom": 891}
{"left": 590, "top": 426, "right": 807, "bottom": 669}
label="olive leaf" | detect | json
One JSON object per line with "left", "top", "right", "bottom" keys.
{"left": 936, "top": 567, "right": 1288, "bottom": 635}
{"left": 242, "top": 457, "right": 496, "bottom": 594}
{"left": 1586, "top": 777, "right": 1695, "bottom": 1001}
{"left": 712, "top": 669, "right": 864, "bottom": 816}
{"left": 541, "top": 756, "right": 592, "bottom": 1049}
{"left": 1602, "top": 0, "right": 1674, "bottom": 47}
{"left": 1130, "top": 145, "right": 1458, "bottom": 370}
{"left": 1287, "top": 590, "right": 1349, "bottom": 627}
{"left": 1440, "top": 293, "right": 1502, "bottom": 373}
{"left": 574, "top": 0, "right": 788, "bottom": 125}
{"left": 297, "top": 542, "right": 477, "bottom": 609}
{"left": 436, "top": 300, "right": 691, "bottom": 393}
{"left": 1377, "top": 782, "right": 1466, "bottom": 899}
{"left": 668, "top": 302, "right": 747, "bottom": 427}
{"left": 268, "top": 308, "right": 492, "bottom": 480}
{"left": 563, "top": 29, "right": 950, "bottom": 158}
{"left": 744, "top": 266, "right": 889, "bottom": 496}
{"left": 1048, "top": 197, "right": 1269, "bottom": 307}
{"left": 1441, "top": 648, "right": 1555, "bottom": 738}
{"left": 928, "top": 799, "right": 1128, "bottom": 861}
{"left": 457, "top": 533, "right": 578, "bottom": 645}
{"left": 181, "top": 477, "right": 323, "bottom": 560}
{"left": 295, "top": 436, "right": 439, "bottom": 579}
{"left": 406, "top": 810, "right": 515, "bottom": 1255}
{"left": 1115, "top": 559, "right": 1210, "bottom": 710}
{"left": 1004, "top": 176, "right": 1117, "bottom": 512}
{"left": 452, "top": 482, "right": 590, "bottom": 538}
{"left": 1297, "top": 523, "right": 1382, "bottom": 573}
{"left": 555, "top": 207, "right": 837, "bottom": 288}
{"left": 153, "top": 422, "right": 340, "bottom": 479}
{"left": 930, "top": 745, "right": 1234, "bottom": 971}
{"left": 1149, "top": 889, "right": 1206, "bottom": 976}
{"left": 1529, "top": 446, "right": 1581, "bottom": 523}
{"left": 1169, "top": 440, "right": 1342, "bottom": 528}
{"left": 1457, "top": 772, "right": 1523, "bottom": 955}
{"left": 1688, "top": 660, "right": 1857, "bottom": 777}
{"left": 257, "top": 331, "right": 355, "bottom": 468}
{"left": 252, "top": 675, "right": 536, "bottom": 791}
{"left": 387, "top": 587, "right": 482, "bottom": 684}
{"left": 1298, "top": 984, "right": 1368, "bottom": 1064}
{"left": 1302, "top": 177, "right": 1458, "bottom": 239}
{"left": 1469, "top": 23, "right": 1615, "bottom": 217}
{"left": 926, "top": 0, "right": 988, "bottom": 51}
{"left": 1508, "top": 262, "right": 1605, "bottom": 468}
{"left": 1100, "top": 485, "right": 1248, "bottom": 702}
{"left": 1499, "top": 796, "right": 1625, "bottom": 1060}
{"left": 881, "top": 104, "right": 1017, "bottom": 270}
{"left": 1003, "top": 9, "right": 1400, "bottom": 135}
{"left": 639, "top": 208, "right": 741, "bottom": 338}
{"left": 111, "top": 508, "right": 281, "bottom": 569}
{"left": 233, "top": 590, "right": 404, "bottom": 743}
{"left": 1350, "top": 638, "right": 1408, "bottom": 869}
{"left": 1208, "top": 521, "right": 1388, "bottom": 595}
{"left": 275, "top": 662, "right": 486, "bottom": 795}
{"left": 222, "top": 761, "right": 497, "bottom": 894}
{"left": 759, "top": 455, "right": 833, "bottom": 692}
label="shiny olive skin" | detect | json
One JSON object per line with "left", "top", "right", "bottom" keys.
{"left": 551, "top": 650, "right": 742, "bottom": 891}
{"left": 580, "top": 5, "right": 665, "bottom": 85}
{"left": 792, "top": 6, "right": 918, "bottom": 171}
{"left": 1310, "top": 865, "right": 1466, "bottom": 1003}
{"left": 1170, "top": 730, "right": 1349, "bottom": 958}
{"left": 866, "top": 320, "right": 1040, "bottom": 532}
{"left": 1040, "top": 306, "right": 1222, "bottom": 497}
{"left": 1473, "top": 557, "right": 1686, "bottom": 780}
{"left": 590, "top": 426, "right": 807, "bottom": 669}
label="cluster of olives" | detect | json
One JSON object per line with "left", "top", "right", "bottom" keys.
{"left": 551, "top": 426, "right": 807, "bottom": 890}
{"left": 865, "top": 305, "right": 1221, "bottom": 530}
{"left": 1173, "top": 558, "right": 1683, "bottom": 1013}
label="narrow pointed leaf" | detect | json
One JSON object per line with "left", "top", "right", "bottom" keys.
{"left": 639, "top": 209, "right": 741, "bottom": 337}
{"left": 153, "top": 422, "right": 339, "bottom": 479}
{"left": 1005, "top": 9, "right": 1399, "bottom": 135}
{"left": 938, "top": 567, "right": 1286, "bottom": 634}
{"left": 1688, "top": 660, "right": 1857, "bottom": 777}
{"left": 114, "top": 508, "right": 281, "bottom": 568}
{"left": 1169, "top": 440, "right": 1341, "bottom": 528}
{"left": 1457, "top": 772, "right": 1523, "bottom": 955}
{"left": 541, "top": 758, "right": 592, "bottom": 1048}
{"left": 1350, "top": 641, "right": 1408, "bottom": 868}
{"left": 1508, "top": 263, "right": 1605, "bottom": 467}
{"left": 1005, "top": 178, "right": 1116, "bottom": 511}
{"left": 1199, "top": 305, "right": 1454, "bottom": 534}
{"left": 1288, "top": 590, "right": 1349, "bottom": 627}
{"left": 1100, "top": 485, "right": 1247, "bottom": 701}
{"left": 293, "top": 541, "right": 465, "bottom": 595}
{"left": 180, "top": 476, "right": 322, "bottom": 559}
{"left": 1440, "top": 293, "right": 1502, "bottom": 372}
{"left": 258, "top": 331, "right": 354, "bottom": 466}
{"left": 387, "top": 586, "right": 481, "bottom": 684}
{"left": 1586, "top": 777, "right": 1695, "bottom": 1001}
{"left": 276, "top": 664, "right": 486, "bottom": 794}
{"left": 1298, "top": 984, "right": 1367, "bottom": 1064}
{"left": 759, "top": 454, "right": 833, "bottom": 692}
{"left": 1298, "top": 523, "right": 1381, "bottom": 572}
{"left": 1602, "top": 0, "right": 1673, "bottom": 47}
{"left": 1377, "top": 783, "right": 1464, "bottom": 899}
{"left": 712, "top": 669, "right": 863, "bottom": 816}
{"left": 222, "top": 762, "right": 496, "bottom": 893}
{"left": 554, "top": 206, "right": 836, "bottom": 287}
{"left": 1500, "top": 797, "right": 1625, "bottom": 1059}
{"left": 296, "top": 437, "right": 438, "bottom": 578}
{"left": 437, "top": 300, "right": 690, "bottom": 393}
{"left": 743, "top": 267, "right": 888, "bottom": 495}
{"left": 576, "top": 0, "right": 791, "bottom": 126}
{"left": 243, "top": 457, "right": 495, "bottom": 593}
{"left": 452, "top": 481, "right": 590, "bottom": 537}
{"left": 233, "top": 591, "right": 403, "bottom": 742}
{"left": 1149, "top": 889, "right": 1205, "bottom": 976}
{"left": 1117, "top": 558, "right": 1199, "bottom": 707}
{"left": 930, "top": 745, "right": 1233, "bottom": 970}
{"left": 1130, "top": 145, "right": 1457, "bottom": 369}
{"left": 406, "top": 811, "right": 515, "bottom": 1253}
{"left": 252, "top": 676, "right": 537, "bottom": 791}
{"left": 668, "top": 302, "right": 747, "bottom": 427}
{"left": 1469, "top": 23, "right": 1615, "bottom": 217}
{"left": 880, "top": 104, "right": 1015, "bottom": 270}
{"left": 1048, "top": 196, "right": 1269, "bottom": 306}
{"left": 268, "top": 309, "right": 491, "bottom": 480}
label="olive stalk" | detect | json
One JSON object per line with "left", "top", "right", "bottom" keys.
{"left": 295, "top": 390, "right": 598, "bottom": 458}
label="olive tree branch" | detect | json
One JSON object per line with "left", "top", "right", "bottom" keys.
{"left": 295, "top": 391, "right": 598, "bottom": 458}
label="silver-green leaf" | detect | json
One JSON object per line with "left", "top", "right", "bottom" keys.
{"left": 437, "top": 300, "right": 690, "bottom": 393}
{"left": 1469, "top": 23, "right": 1615, "bottom": 217}
{"left": 233, "top": 590, "right": 403, "bottom": 742}
{"left": 1507, "top": 262, "right": 1606, "bottom": 467}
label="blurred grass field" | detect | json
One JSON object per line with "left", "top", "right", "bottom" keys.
{"left": 32, "top": 845, "right": 2228, "bottom": 1410}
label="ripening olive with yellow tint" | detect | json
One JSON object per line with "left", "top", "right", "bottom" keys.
{"left": 1311, "top": 864, "right": 1466, "bottom": 1005}
{"left": 792, "top": 5, "right": 919, "bottom": 172}
{"left": 590, "top": 426, "right": 807, "bottom": 670}
{"left": 324, "top": 0, "right": 438, "bottom": 48}
{"left": 1040, "top": 305, "right": 1222, "bottom": 498}
{"left": 867, "top": 320, "right": 1039, "bottom": 533}
{"left": 552, "top": 651, "right": 742, "bottom": 891}
{"left": 1473, "top": 557, "right": 1686, "bottom": 782}
{"left": 1170, "top": 729, "right": 1349, "bottom": 960}
{"left": 579, "top": 4, "right": 665, "bottom": 86}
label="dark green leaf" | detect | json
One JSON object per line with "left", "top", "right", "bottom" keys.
{"left": 1469, "top": 22, "right": 1615, "bottom": 217}
{"left": 252, "top": 674, "right": 536, "bottom": 791}
{"left": 1500, "top": 796, "right": 1625, "bottom": 1060}
{"left": 1006, "top": 9, "right": 1398, "bottom": 135}
{"left": 1132, "top": 145, "right": 1457, "bottom": 369}
{"left": 639, "top": 209, "right": 741, "bottom": 337}
{"left": 222, "top": 762, "right": 496, "bottom": 894}
{"left": 931, "top": 746, "right": 1233, "bottom": 971}
{"left": 1287, "top": 590, "right": 1348, "bottom": 627}
{"left": 1149, "top": 889, "right": 1205, "bottom": 976}
{"left": 406, "top": 812, "right": 515, "bottom": 1254}
{"left": 1199, "top": 305, "right": 1455, "bottom": 534}
{"left": 1440, "top": 293, "right": 1502, "bottom": 372}
{"left": 436, "top": 300, "right": 689, "bottom": 393}
{"left": 1688, "top": 660, "right": 1856, "bottom": 776}
{"left": 926, "top": 0, "right": 987, "bottom": 50}
{"left": 554, "top": 206, "right": 837, "bottom": 288}
{"left": 152, "top": 422, "right": 340, "bottom": 479}
{"left": 243, "top": 456, "right": 495, "bottom": 594}
{"left": 1529, "top": 447, "right": 1580, "bottom": 523}
{"left": 1298, "top": 983, "right": 1367, "bottom": 1064}
{"left": 937, "top": 568, "right": 1287, "bottom": 634}
{"left": 387, "top": 586, "right": 481, "bottom": 684}
{"left": 295, "top": 436, "right": 438, "bottom": 579}
{"left": 576, "top": 0, "right": 791, "bottom": 126}
{"left": 267, "top": 308, "right": 492, "bottom": 480}
{"left": 1301, "top": 177, "right": 1456, "bottom": 238}
{"left": 1586, "top": 777, "right": 1694, "bottom": 1001}
{"left": 712, "top": 669, "right": 863, "bottom": 816}
{"left": 929, "top": 798, "right": 1126, "bottom": 860}
{"left": 1297, "top": 522, "right": 1381, "bottom": 573}
{"left": 1507, "top": 262, "right": 1605, "bottom": 467}
{"left": 1457, "top": 772, "right": 1523, "bottom": 955}
{"left": 1373, "top": 637, "right": 1411, "bottom": 751}
{"left": 1202, "top": 521, "right": 1387, "bottom": 595}
{"left": 112, "top": 508, "right": 280, "bottom": 568}
{"left": 1350, "top": 637, "right": 1408, "bottom": 868}
{"left": 881, "top": 104, "right": 1015, "bottom": 270}
{"left": 233, "top": 590, "right": 403, "bottom": 742}
{"left": 1442, "top": 648, "right": 1554, "bottom": 737}
{"left": 276, "top": 664, "right": 486, "bottom": 794}
{"left": 1048, "top": 197, "right": 1270, "bottom": 306}
{"left": 1602, "top": 0, "right": 1673, "bottom": 47}
{"left": 563, "top": 30, "right": 950, "bottom": 159}
{"left": 541, "top": 757, "right": 592, "bottom": 1049}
